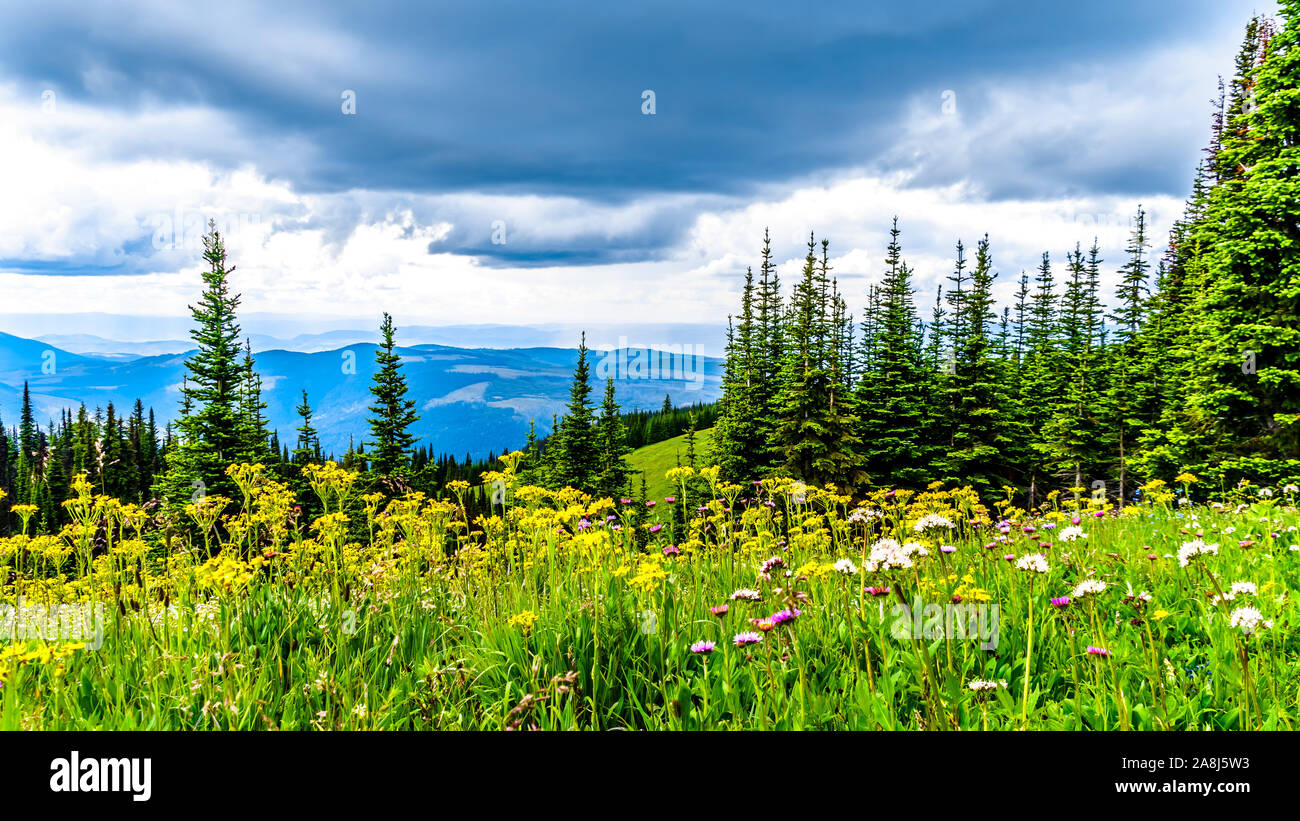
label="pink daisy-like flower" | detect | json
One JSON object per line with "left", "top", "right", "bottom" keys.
{"left": 710, "top": 604, "right": 729, "bottom": 617}
{"left": 663, "top": 544, "right": 680, "bottom": 556}
{"left": 770, "top": 608, "right": 802, "bottom": 626}
{"left": 733, "top": 631, "right": 763, "bottom": 647}
{"left": 1086, "top": 646, "right": 1109, "bottom": 656}
{"left": 690, "top": 640, "right": 716, "bottom": 655}
{"left": 665, "top": 496, "right": 677, "bottom": 503}
{"left": 1051, "top": 596, "right": 1070, "bottom": 608}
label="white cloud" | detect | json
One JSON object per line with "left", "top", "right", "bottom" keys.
{"left": 0, "top": 31, "right": 1220, "bottom": 335}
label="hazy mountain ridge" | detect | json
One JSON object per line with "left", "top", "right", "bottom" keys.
{"left": 0, "top": 332, "right": 722, "bottom": 459}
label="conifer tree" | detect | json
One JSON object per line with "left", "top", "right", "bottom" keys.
{"left": 857, "top": 220, "right": 931, "bottom": 487}
{"left": 1181, "top": 9, "right": 1300, "bottom": 482}
{"left": 943, "top": 235, "right": 1008, "bottom": 490}
{"left": 553, "top": 333, "right": 600, "bottom": 492}
{"left": 162, "top": 222, "right": 251, "bottom": 505}
{"left": 595, "top": 378, "right": 631, "bottom": 498}
{"left": 293, "top": 390, "right": 322, "bottom": 465}
{"left": 366, "top": 312, "right": 420, "bottom": 476}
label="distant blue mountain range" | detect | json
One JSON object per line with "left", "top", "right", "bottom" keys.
{"left": 0, "top": 331, "right": 723, "bottom": 459}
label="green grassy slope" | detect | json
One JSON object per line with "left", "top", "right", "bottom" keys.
{"left": 625, "top": 427, "right": 713, "bottom": 502}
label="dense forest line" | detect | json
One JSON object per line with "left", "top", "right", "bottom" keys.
{"left": 708, "top": 12, "right": 1299, "bottom": 502}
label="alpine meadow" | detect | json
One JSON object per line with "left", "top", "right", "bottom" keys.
{"left": 3, "top": 1, "right": 1300, "bottom": 740}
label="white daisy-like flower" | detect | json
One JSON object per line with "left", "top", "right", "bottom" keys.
{"left": 865, "top": 538, "right": 924, "bottom": 572}
{"left": 1229, "top": 606, "right": 1266, "bottom": 635}
{"left": 913, "top": 513, "right": 955, "bottom": 532}
{"left": 1016, "top": 553, "right": 1050, "bottom": 574}
{"left": 1177, "top": 539, "right": 1218, "bottom": 567}
{"left": 1230, "top": 581, "right": 1257, "bottom": 597}
{"left": 730, "top": 588, "right": 762, "bottom": 601}
{"left": 1059, "top": 525, "right": 1086, "bottom": 542}
{"left": 833, "top": 558, "right": 858, "bottom": 575}
{"left": 967, "top": 679, "right": 1009, "bottom": 691}
{"left": 848, "top": 507, "right": 881, "bottom": 524}
{"left": 1259, "top": 488, "right": 1275, "bottom": 498}
{"left": 1072, "top": 579, "right": 1107, "bottom": 598}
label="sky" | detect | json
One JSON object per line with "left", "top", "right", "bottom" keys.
{"left": 0, "top": 0, "right": 1279, "bottom": 343}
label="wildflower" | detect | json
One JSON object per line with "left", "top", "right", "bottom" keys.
{"left": 710, "top": 604, "right": 729, "bottom": 617}
{"left": 1228, "top": 606, "right": 1266, "bottom": 636}
{"left": 865, "top": 538, "right": 921, "bottom": 571}
{"left": 968, "top": 679, "right": 1008, "bottom": 691}
{"left": 733, "top": 631, "right": 763, "bottom": 647}
{"left": 1152, "top": 609, "right": 1171, "bottom": 621}
{"left": 690, "top": 640, "right": 716, "bottom": 655}
{"left": 848, "top": 508, "right": 880, "bottom": 524}
{"left": 730, "top": 588, "right": 762, "bottom": 602}
{"left": 508, "top": 610, "right": 540, "bottom": 635}
{"left": 760, "top": 556, "right": 787, "bottom": 575}
{"left": 1071, "top": 580, "right": 1107, "bottom": 599}
{"left": 913, "top": 513, "right": 954, "bottom": 532}
{"left": 665, "top": 496, "right": 677, "bottom": 503}
{"left": 833, "top": 558, "right": 859, "bottom": 575}
{"left": 1051, "top": 596, "right": 1070, "bottom": 608}
{"left": 1230, "top": 582, "right": 1257, "bottom": 597}
{"left": 1177, "top": 539, "right": 1218, "bottom": 567}
{"left": 1086, "top": 646, "right": 1109, "bottom": 656}
{"left": 754, "top": 619, "right": 775, "bottom": 632}
{"left": 865, "top": 586, "right": 891, "bottom": 596}
{"left": 1015, "top": 553, "right": 1050, "bottom": 574}
{"left": 663, "top": 544, "right": 680, "bottom": 556}
{"left": 1059, "top": 526, "right": 1086, "bottom": 542}
{"left": 770, "top": 608, "right": 801, "bottom": 626}
{"left": 940, "top": 545, "right": 956, "bottom": 554}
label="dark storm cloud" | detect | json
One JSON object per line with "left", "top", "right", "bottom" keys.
{"left": 0, "top": 0, "right": 1259, "bottom": 267}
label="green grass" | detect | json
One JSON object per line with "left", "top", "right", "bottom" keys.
{"left": 5, "top": 464, "right": 1300, "bottom": 730}
{"left": 627, "top": 427, "right": 713, "bottom": 501}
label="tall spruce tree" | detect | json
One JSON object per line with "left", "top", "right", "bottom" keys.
{"left": 366, "top": 312, "right": 420, "bottom": 476}
{"left": 595, "top": 378, "right": 632, "bottom": 498}
{"left": 162, "top": 222, "right": 252, "bottom": 505}
{"left": 554, "top": 333, "right": 600, "bottom": 492}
